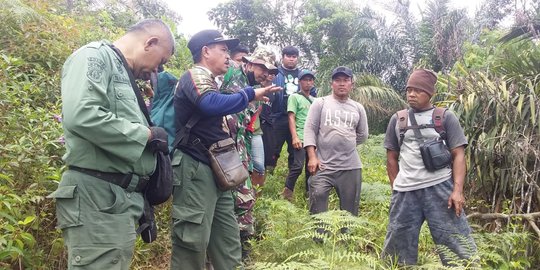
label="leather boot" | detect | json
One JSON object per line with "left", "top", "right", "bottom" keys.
{"left": 251, "top": 172, "right": 265, "bottom": 196}
{"left": 282, "top": 187, "right": 294, "bottom": 202}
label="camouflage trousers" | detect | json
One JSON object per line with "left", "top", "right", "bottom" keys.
{"left": 234, "top": 180, "right": 256, "bottom": 236}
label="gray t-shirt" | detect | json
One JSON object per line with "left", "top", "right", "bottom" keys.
{"left": 384, "top": 108, "right": 467, "bottom": 191}
{"left": 304, "top": 95, "right": 369, "bottom": 170}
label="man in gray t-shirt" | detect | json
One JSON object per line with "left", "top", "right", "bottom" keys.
{"left": 382, "top": 69, "right": 476, "bottom": 266}
{"left": 304, "top": 66, "right": 368, "bottom": 217}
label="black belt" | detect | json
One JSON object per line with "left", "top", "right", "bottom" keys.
{"left": 69, "top": 166, "right": 149, "bottom": 192}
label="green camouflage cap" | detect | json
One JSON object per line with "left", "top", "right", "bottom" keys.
{"left": 243, "top": 46, "right": 278, "bottom": 75}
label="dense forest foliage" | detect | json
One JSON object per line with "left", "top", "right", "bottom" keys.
{"left": 1, "top": 0, "right": 539, "bottom": 269}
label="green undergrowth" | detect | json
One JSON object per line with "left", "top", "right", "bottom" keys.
{"left": 247, "top": 134, "right": 539, "bottom": 269}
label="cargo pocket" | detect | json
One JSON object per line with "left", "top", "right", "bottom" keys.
{"left": 172, "top": 206, "right": 205, "bottom": 252}
{"left": 71, "top": 246, "right": 123, "bottom": 270}
{"left": 95, "top": 183, "right": 128, "bottom": 215}
{"left": 171, "top": 151, "right": 183, "bottom": 186}
{"left": 47, "top": 185, "right": 82, "bottom": 229}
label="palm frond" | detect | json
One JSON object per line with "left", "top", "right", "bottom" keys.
{"left": 499, "top": 21, "right": 540, "bottom": 42}
{"left": 353, "top": 74, "right": 407, "bottom": 133}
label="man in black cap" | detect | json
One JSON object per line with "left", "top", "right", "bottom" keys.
{"left": 264, "top": 46, "right": 317, "bottom": 174}
{"left": 304, "top": 66, "right": 368, "bottom": 217}
{"left": 170, "top": 29, "right": 280, "bottom": 270}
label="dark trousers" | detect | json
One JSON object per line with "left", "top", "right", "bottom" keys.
{"left": 271, "top": 120, "right": 294, "bottom": 168}
{"left": 284, "top": 147, "right": 310, "bottom": 192}
{"left": 382, "top": 179, "right": 477, "bottom": 266}
{"left": 261, "top": 121, "right": 275, "bottom": 167}
{"left": 309, "top": 169, "right": 362, "bottom": 216}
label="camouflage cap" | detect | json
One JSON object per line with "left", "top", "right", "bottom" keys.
{"left": 243, "top": 46, "right": 278, "bottom": 75}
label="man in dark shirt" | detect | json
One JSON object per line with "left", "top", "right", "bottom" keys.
{"left": 267, "top": 46, "right": 317, "bottom": 173}
{"left": 170, "top": 30, "right": 280, "bottom": 270}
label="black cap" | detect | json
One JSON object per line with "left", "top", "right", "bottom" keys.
{"left": 282, "top": 45, "right": 299, "bottom": 56}
{"left": 187, "top": 30, "right": 239, "bottom": 56}
{"left": 331, "top": 66, "right": 353, "bottom": 79}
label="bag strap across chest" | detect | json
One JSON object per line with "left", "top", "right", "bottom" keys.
{"left": 397, "top": 107, "right": 447, "bottom": 147}
{"left": 109, "top": 44, "right": 153, "bottom": 126}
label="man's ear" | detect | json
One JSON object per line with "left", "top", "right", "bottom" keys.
{"left": 201, "top": 46, "right": 211, "bottom": 59}
{"left": 144, "top": 36, "right": 160, "bottom": 51}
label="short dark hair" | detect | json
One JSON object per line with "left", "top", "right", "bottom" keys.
{"left": 231, "top": 44, "right": 250, "bottom": 57}
{"left": 191, "top": 43, "right": 219, "bottom": 64}
{"left": 282, "top": 45, "right": 299, "bottom": 56}
{"left": 128, "top": 19, "right": 176, "bottom": 55}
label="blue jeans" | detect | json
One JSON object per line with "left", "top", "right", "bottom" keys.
{"left": 250, "top": 134, "right": 264, "bottom": 174}
{"left": 382, "top": 179, "right": 477, "bottom": 266}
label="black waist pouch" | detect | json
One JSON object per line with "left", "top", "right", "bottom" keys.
{"left": 145, "top": 151, "right": 173, "bottom": 205}
{"left": 419, "top": 138, "right": 452, "bottom": 171}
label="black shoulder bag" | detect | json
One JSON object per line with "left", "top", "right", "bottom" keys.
{"left": 109, "top": 45, "right": 173, "bottom": 243}
{"left": 408, "top": 110, "right": 452, "bottom": 172}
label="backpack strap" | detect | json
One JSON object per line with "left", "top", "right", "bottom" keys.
{"left": 171, "top": 113, "right": 202, "bottom": 153}
{"left": 397, "top": 109, "right": 408, "bottom": 147}
{"left": 109, "top": 44, "right": 153, "bottom": 127}
{"left": 318, "top": 96, "right": 325, "bottom": 116}
{"left": 432, "top": 107, "right": 447, "bottom": 141}
{"left": 397, "top": 107, "right": 448, "bottom": 147}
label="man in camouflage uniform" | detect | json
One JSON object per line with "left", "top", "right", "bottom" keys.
{"left": 220, "top": 46, "right": 278, "bottom": 258}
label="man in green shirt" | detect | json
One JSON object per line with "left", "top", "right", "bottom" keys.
{"left": 47, "top": 19, "right": 175, "bottom": 270}
{"left": 282, "top": 70, "right": 315, "bottom": 201}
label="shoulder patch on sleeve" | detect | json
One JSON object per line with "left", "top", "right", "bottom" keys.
{"left": 86, "top": 57, "right": 106, "bottom": 83}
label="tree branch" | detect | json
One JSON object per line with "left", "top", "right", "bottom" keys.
{"left": 467, "top": 212, "right": 540, "bottom": 238}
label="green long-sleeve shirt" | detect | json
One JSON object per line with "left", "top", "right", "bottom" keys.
{"left": 61, "top": 40, "right": 155, "bottom": 175}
